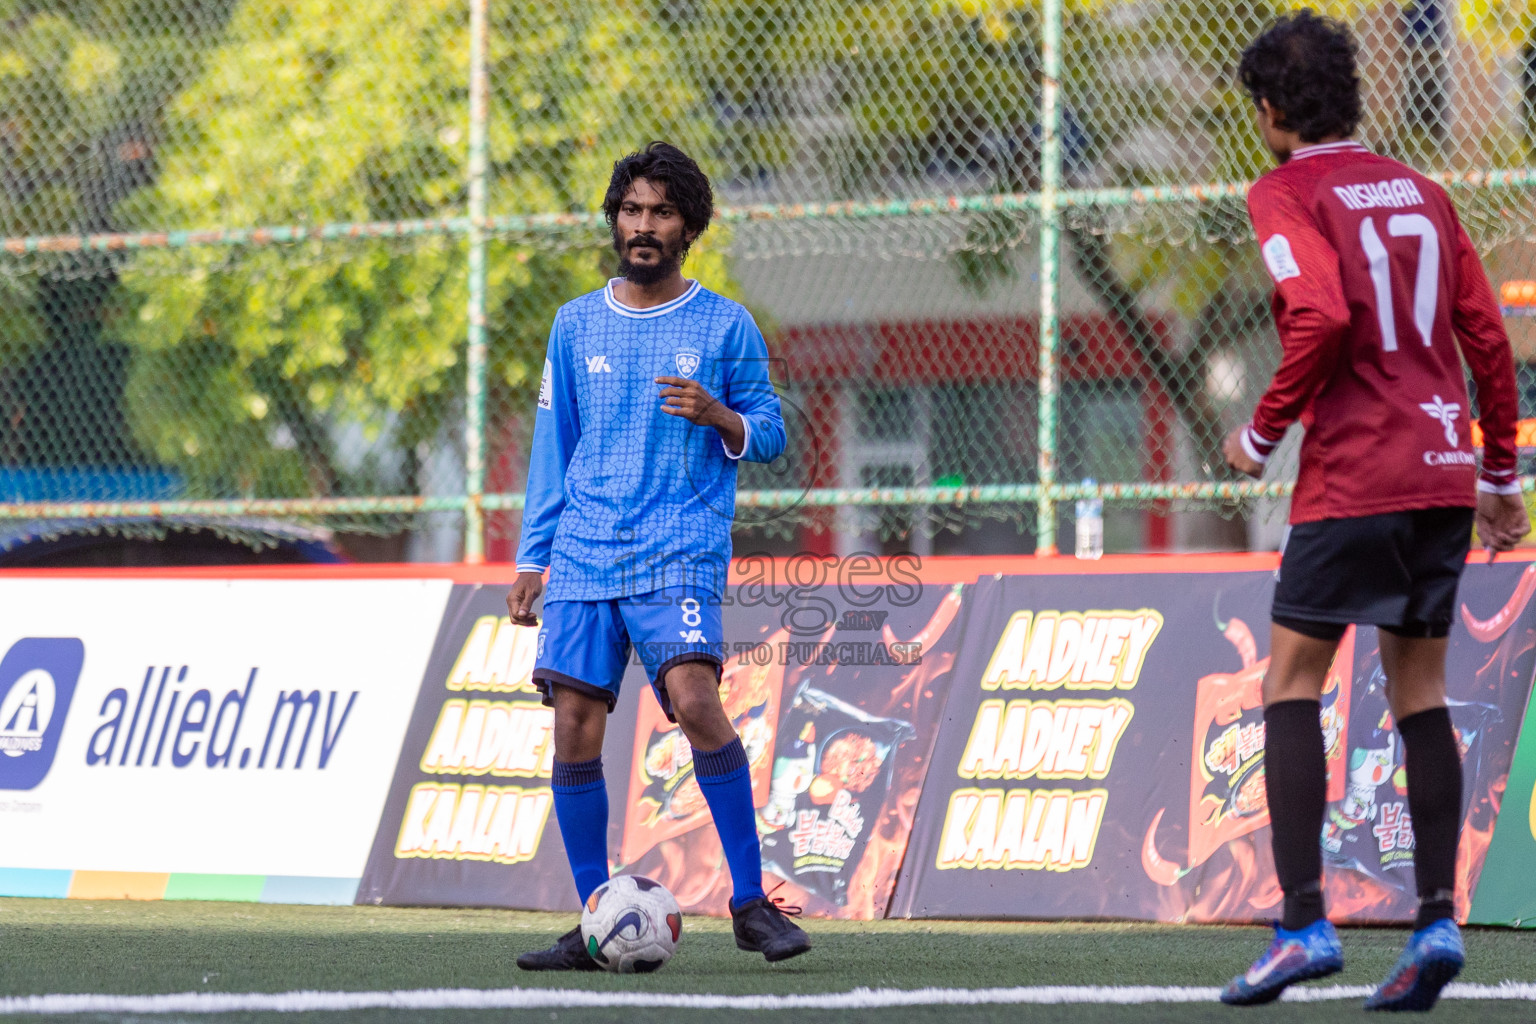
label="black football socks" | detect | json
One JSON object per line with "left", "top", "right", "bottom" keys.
{"left": 1398, "top": 707, "right": 1462, "bottom": 930}
{"left": 1264, "top": 699, "right": 1328, "bottom": 932}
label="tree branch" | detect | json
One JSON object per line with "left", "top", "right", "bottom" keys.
{"left": 1063, "top": 223, "right": 1234, "bottom": 478}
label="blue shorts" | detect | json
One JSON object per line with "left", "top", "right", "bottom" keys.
{"left": 532, "top": 586, "right": 724, "bottom": 722}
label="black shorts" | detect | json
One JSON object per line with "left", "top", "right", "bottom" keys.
{"left": 1272, "top": 507, "right": 1474, "bottom": 641}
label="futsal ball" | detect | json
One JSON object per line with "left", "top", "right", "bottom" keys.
{"left": 580, "top": 874, "right": 682, "bottom": 973}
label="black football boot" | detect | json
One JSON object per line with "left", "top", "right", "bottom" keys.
{"left": 731, "top": 896, "right": 812, "bottom": 962}
{"left": 515, "top": 926, "right": 602, "bottom": 971}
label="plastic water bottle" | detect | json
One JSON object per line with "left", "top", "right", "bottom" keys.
{"left": 1075, "top": 478, "right": 1103, "bottom": 560}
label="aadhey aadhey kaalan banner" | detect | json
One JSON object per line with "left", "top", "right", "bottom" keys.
{"left": 0, "top": 558, "right": 1532, "bottom": 924}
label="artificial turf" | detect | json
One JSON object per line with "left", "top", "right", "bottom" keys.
{"left": 0, "top": 898, "right": 1532, "bottom": 1022}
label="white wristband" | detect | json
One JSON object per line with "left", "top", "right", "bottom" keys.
{"left": 1240, "top": 426, "right": 1272, "bottom": 466}
{"left": 721, "top": 412, "right": 751, "bottom": 460}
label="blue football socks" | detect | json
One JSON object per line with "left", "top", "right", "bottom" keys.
{"left": 551, "top": 756, "right": 609, "bottom": 904}
{"left": 693, "top": 738, "right": 767, "bottom": 906}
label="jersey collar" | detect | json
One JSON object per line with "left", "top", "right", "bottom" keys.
{"left": 603, "top": 278, "right": 702, "bottom": 319}
{"left": 1290, "top": 140, "right": 1369, "bottom": 160}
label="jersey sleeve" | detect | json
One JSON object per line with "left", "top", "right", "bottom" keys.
{"left": 1446, "top": 215, "right": 1521, "bottom": 494}
{"left": 1240, "top": 175, "right": 1353, "bottom": 466}
{"left": 719, "top": 310, "right": 787, "bottom": 464}
{"left": 515, "top": 316, "right": 580, "bottom": 572}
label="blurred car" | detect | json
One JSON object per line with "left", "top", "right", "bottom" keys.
{"left": 0, "top": 517, "right": 347, "bottom": 567}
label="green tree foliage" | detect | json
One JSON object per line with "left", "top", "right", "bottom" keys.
{"left": 0, "top": 1, "right": 236, "bottom": 464}
{"left": 12, "top": 0, "right": 1526, "bottom": 507}
{"left": 679, "top": 0, "right": 1043, "bottom": 194}
{"left": 679, "top": 0, "right": 1286, "bottom": 492}
{"left": 111, "top": 0, "right": 726, "bottom": 499}
{"left": 1055, "top": 0, "right": 1284, "bottom": 487}
{"left": 0, "top": 0, "right": 233, "bottom": 237}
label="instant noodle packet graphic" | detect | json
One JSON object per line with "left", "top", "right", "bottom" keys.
{"left": 759, "top": 680, "right": 915, "bottom": 906}
{"left": 1142, "top": 616, "right": 1352, "bottom": 885}
{"left": 1322, "top": 661, "right": 1501, "bottom": 894}
{"left": 619, "top": 628, "right": 789, "bottom": 865}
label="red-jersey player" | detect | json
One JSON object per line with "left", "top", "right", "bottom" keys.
{"left": 1219, "top": 10, "right": 1529, "bottom": 1012}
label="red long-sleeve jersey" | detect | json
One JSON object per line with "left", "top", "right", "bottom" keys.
{"left": 1241, "top": 140, "right": 1519, "bottom": 523}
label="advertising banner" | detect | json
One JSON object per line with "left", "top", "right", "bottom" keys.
{"left": 17, "top": 556, "right": 1525, "bottom": 920}
{"left": 355, "top": 582, "right": 624, "bottom": 910}
{"left": 0, "top": 578, "right": 448, "bottom": 893}
{"left": 620, "top": 577, "right": 967, "bottom": 919}
{"left": 1467, "top": 614, "right": 1536, "bottom": 927}
{"left": 358, "top": 563, "right": 969, "bottom": 919}
{"left": 891, "top": 562, "right": 1536, "bottom": 923}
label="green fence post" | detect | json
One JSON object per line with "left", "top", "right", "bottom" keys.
{"left": 1035, "top": 0, "right": 1063, "bottom": 556}
{"left": 463, "top": 0, "right": 489, "bottom": 563}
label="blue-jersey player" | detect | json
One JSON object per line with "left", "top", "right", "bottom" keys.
{"left": 508, "top": 142, "right": 810, "bottom": 969}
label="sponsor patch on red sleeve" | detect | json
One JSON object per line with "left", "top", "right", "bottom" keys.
{"left": 1261, "top": 234, "right": 1301, "bottom": 283}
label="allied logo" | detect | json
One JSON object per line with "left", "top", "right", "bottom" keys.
{"left": 0, "top": 638, "right": 85, "bottom": 790}
{"left": 674, "top": 351, "right": 701, "bottom": 378}
{"left": 1419, "top": 395, "right": 1460, "bottom": 446}
{"left": 586, "top": 355, "right": 613, "bottom": 373}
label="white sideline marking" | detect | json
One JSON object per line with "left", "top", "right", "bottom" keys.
{"left": 1, "top": 983, "right": 1534, "bottom": 1014}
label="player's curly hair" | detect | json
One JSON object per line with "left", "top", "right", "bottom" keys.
{"left": 602, "top": 142, "right": 714, "bottom": 238}
{"left": 1237, "top": 8, "right": 1362, "bottom": 143}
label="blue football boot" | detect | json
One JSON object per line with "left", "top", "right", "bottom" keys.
{"left": 1364, "top": 918, "right": 1464, "bottom": 1012}
{"left": 1221, "top": 919, "right": 1344, "bottom": 1006}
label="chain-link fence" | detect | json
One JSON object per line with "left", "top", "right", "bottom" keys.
{"left": 1, "top": 0, "right": 1533, "bottom": 560}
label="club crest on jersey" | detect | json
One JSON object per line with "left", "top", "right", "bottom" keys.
{"left": 675, "top": 350, "right": 701, "bottom": 377}
{"left": 1419, "top": 394, "right": 1460, "bottom": 446}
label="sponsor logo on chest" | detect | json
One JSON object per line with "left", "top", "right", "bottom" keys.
{"left": 1419, "top": 394, "right": 1474, "bottom": 467}
{"left": 1420, "top": 395, "right": 1460, "bottom": 446}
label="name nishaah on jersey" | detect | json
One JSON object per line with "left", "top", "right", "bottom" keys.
{"left": 1333, "top": 178, "right": 1424, "bottom": 211}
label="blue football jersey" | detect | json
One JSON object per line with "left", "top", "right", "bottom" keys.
{"left": 515, "top": 280, "right": 787, "bottom": 600}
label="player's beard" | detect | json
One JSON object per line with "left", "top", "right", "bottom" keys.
{"left": 615, "top": 229, "right": 690, "bottom": 286}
